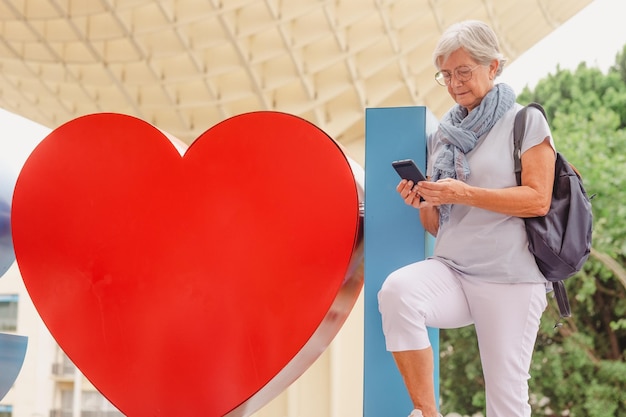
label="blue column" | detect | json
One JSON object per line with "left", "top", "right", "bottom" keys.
{"left": 363, "top": 106, "right": 439, "bottom": 417}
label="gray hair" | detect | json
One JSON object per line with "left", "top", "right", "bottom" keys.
{"left": 433, "top": 20, "right": 507, "bottom": 77}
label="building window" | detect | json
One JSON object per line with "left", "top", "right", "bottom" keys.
{"left": 0, "top": 294, "right": 18, "bottom": 331}
{"left": 56, "top": 390, "right": 124, "bottom": 417}
{"left": 0, "top": 404, "right": 12, "bottom": 417}
{"left": 52, "top": 350, "right": 76, "bottom": 376}
{"left": 82, "top": 391, "right": 124, "bottom": 416}
{"left": 60, "top": 389, "right": 73, "bottom": 414}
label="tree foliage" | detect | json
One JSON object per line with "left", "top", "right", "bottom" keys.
{"left": 440, "top": 44, "right": 626, "bottom": 416}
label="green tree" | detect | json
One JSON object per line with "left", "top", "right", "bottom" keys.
{"left": 440, "top": 45, "right": 626, "bottom": 416}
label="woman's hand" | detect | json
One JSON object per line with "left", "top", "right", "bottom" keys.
{"left": 416, "top": 178, "right": 469, "bottom": 206}
{"left": 396, "top": 179, "right": 440, "bottom": 236}
{"left": 412, "top": 139, "right": 555, "bottom": 218}
{"left": 396, "top": 179, "right": 422, "bottom": 209}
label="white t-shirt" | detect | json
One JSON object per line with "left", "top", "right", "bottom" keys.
{"left": 427, "top": 103, "right": 554, "bottom": 283}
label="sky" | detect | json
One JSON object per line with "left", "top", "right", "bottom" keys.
{"left": 499, "top": 0, "right": 626, "bottom": 93}
{"left": 1, "top": 0, "right": 626, "bottom": 179}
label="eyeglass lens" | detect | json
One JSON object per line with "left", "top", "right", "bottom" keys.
{"left": 435, "top": 65, "right": 476, "bottom": 86}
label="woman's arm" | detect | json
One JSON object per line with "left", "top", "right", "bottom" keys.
{"left": 419, "top": 206, "right": 439, "bottom": 236}
{"left": 415, "top": 139, "right": 555, "bottom": 218}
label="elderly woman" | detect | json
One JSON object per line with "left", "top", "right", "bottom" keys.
{"left": 378, "top": 20, "right": 555, "bottom": 417}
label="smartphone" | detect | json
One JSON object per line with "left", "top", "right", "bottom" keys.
{"left": 392, "top": 159, "right": 426, "bottom": 201}
{"left": 392, "top": 159, "right": 426, "bottom": 184}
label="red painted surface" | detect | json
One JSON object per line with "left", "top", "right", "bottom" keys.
{"left": 12, "top": 112, "right": 362, "bottom": 416}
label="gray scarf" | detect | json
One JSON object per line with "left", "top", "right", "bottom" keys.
{"left": 431, "top": 83, "right": 516, "bottom": 225}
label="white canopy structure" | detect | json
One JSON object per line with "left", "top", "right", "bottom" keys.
{"left": 0, "top": 0, "right": 591, "bottom": 162}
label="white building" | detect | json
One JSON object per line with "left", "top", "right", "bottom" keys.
{"left": 0, "top": 262, "right": 125, "bottom": 417}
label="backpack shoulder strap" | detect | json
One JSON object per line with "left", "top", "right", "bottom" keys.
{"left": 513, "top": 102, "right": 548, "bottom": 186}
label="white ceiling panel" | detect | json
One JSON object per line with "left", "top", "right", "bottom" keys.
{"left": 0, "top": 0, "right": 592, "bottom": 162}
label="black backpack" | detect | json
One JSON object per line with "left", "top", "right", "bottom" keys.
{"left": 513, "top": 103, "right": 593, "bottom": 319}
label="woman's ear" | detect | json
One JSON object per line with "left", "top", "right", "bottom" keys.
{"left": 489, "top": 59, "right": 499, "bottom": 80}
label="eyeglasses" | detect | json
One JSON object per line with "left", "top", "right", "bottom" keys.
{"left": 434, "top": 64, "right": 481, "bottom": 86}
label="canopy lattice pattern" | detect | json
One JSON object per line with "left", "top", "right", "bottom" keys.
{"left": 0, "top": 0, "right": 590, "bottom": 155}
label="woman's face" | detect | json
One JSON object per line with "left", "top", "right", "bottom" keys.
{"left": 438, "top": 48, "right": 498, "bottom": 112}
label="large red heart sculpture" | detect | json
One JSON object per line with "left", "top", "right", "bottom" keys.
{"left": 12, "top": 112, "right": 362, "bottom": 416}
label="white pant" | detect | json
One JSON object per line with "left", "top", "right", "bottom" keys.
{"left": 378, "top": 259, "right": 548, "bottom": 417}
